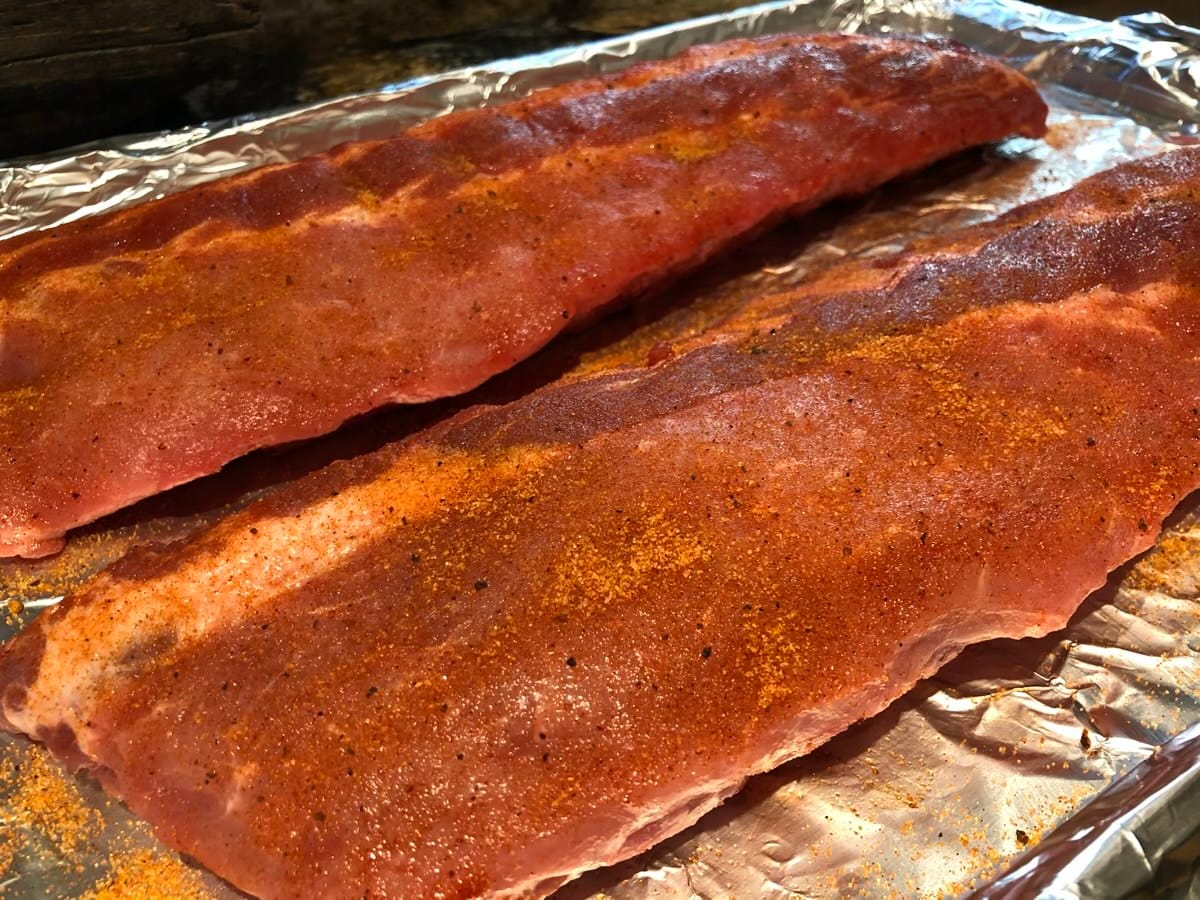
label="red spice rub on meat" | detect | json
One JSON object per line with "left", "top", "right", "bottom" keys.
{"left": 4, "top": 147, "right": 1200, "bottom": 897}
{"left": 0, "top": 33, "right": 1046, "bottom": 558}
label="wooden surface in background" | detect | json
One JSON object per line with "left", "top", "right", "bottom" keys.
{"left": 0, "top": 0, "right": 1196, "bottom": 159}
{"left": 2, "top": 0, "right": 264, "bottom": 158}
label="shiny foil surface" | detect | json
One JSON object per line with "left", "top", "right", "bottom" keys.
{"left": 2, "top": 2, "right": 1200, "bottom": 898}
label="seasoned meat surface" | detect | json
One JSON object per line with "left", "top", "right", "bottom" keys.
{"left": 4, "top": 148, "right": 1200, "bottom": 898}
{"left": 0, "top": 34, "right": 1046, "bottom": 558}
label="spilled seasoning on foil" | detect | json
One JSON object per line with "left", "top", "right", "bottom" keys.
{"left": 2, "top": 743, "right": 101, "bottom": 860}
{"left": 80, "top": 849, "right": 210, "bottom": 900}
{"left": 0, "top": 741, "right": 215, "bottom": 898}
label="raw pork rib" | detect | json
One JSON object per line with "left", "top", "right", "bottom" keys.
{"left": 7, "top": 148, "right": 1200, "bottom": 899}
{"left": 0, "top": 34, "right": 1047, "bottom": 559}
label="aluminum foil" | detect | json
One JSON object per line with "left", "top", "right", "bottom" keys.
{"left": 3, "top": 1, "right": 1200, "bottom": 898}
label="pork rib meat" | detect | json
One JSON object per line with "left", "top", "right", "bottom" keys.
{"left": 0, "top": 34, "right": 1047, "bottom": 558}
{"left": 8, "top": 147, "right": 1198, "bottom": 899}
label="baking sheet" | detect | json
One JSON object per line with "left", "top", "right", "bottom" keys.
{"left": 3, "top": 1, "right": 1200, "bottom": 897}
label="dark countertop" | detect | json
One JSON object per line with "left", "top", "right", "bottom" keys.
{"left": 0, "top": 0, "right": 1195, "bottom": 161}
